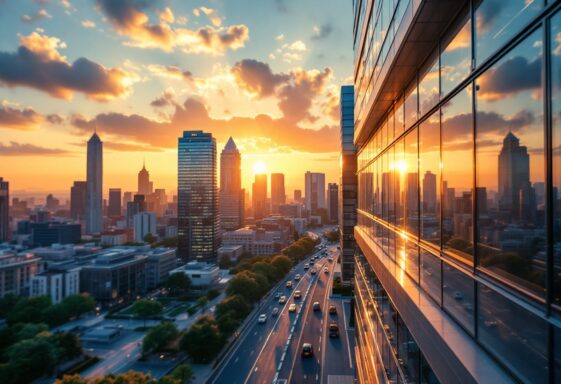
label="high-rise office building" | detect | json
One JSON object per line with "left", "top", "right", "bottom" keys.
{"left": 138, "top": 163, "right": 153, "bottom": 196}
{"left": 70, "top": 181, "right": 87, "bottom": 221}
{"left": 133, "top": 211, "right": 156, "bottom": 243}
{"left": 108, "top": 188, "right": 122, "bottom": 218}
{"left": 304, "top": 172, "right": 325, "bottom": 214}
{"left": 352, "top": 1, "right": 561, "bottom": 383}
{"left": 293, "top": 189, "right": 302, "bottom": 203}
{"left": 327, "top": 183, "right": 338, "bottom": 222}
{"left": 339, "top": 85, "right": 356, "bottom": 283}
{"left": 85, "top": 132, "right": 103, "bottom": 234}
{"left": 0, "top": 177, "right": 8, "bottom": 242}
{"left": 219, "top": 137, "right": 244, "bottom": 231}
{"left": 45, "top": 194, "right": 60, "bottom": 212}
{"left": 252, "top": 173, "right": 268, "bottom": 220}
{"left": 123, "top": 191, "right": 133, "bottom": 207}
{"left": 270, "top": 173, "right": 285, "bottom": 214}
{"left": 177, "top": 131, "right": 219, "bottom": 262}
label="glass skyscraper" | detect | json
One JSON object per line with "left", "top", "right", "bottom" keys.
{"left": 86, "top": 132, "right": 103, "bottom": 234}
{"left": 177, "top": 131, "right": 219, "bottom": 262}
{"left": 352, "top": 0, "right": 561, "bottom": 383}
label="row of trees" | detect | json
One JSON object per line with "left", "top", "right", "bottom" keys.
{"left": 57, "top": 365, "right": 194, "bottom": 384}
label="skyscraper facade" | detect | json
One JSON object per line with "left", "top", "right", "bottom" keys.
{"left": 327, "top": 183, "right": 338, "bottom": 222}
{"left": 138, "top": 163, "right": 153, "bottom": 196}
{"left": 0, "top": 177, "right": 8, "bottom": 242}
{"left": 304, "top": 172, "right": 325, "bottom": 214}
{"left": 177, "top": 131, "right": 219, "bottom": 262}
{"left": 293, "top": 189, "right": 302, "bottom": 203}
{"left": 252, "top": 173, "right": 268, "bottom": 220}
{"left": 108, "top": 188, "right": 122, "bottom": 218}
{"left": 85, "top": 133, "right": 103, "bottom": 234}
{"left": 70, "top": 181, "right": 87, "bottom": 221}
{"left": 270, "top": 173, "right": 286, "bottom": 214}
{"left": 219, "top": 137, "right": 244, "bottom": 231}
{"left": 352, "top": 1, "right": 561, "bottom": 383}
{"left": 339, "top": 85, "right": 357, "bottom": 283}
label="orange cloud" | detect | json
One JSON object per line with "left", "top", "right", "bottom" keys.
{"left": 0, "top": 101, "right": 63, "bottom": 130}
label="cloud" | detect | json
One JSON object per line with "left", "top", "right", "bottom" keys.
{"left": 150, "top": 88, "right": 177, "bottom": 108}
{"left": 275, "top": 34, "right": 285, "bottom": 42}
{"left": 0, "top": 141, "right": 70, "bottom": 156}
{"left": 477, "top": 55, "right": 541, "bottom": 100}
{"left": 272, "top": 40, "right": 307, "bottom": 63}
{"left": 0, "top": 32, "right": 135, "bottom": 100}
{"left": 311, "top": 23, "right": 333, "bottom": 40}
{"left": 81, "top": 20, "right": 96, "bottom": 28}
{"left": 158, "top": 7, "right": 174, "bottom": 24}
{"left": 21, "top": 9, "right": 52, "bottom": 23}
{"left": 0, "top": 103, "right": 43, "bottom": 130}
{"left": 193, "top": 6, "right": 222, "bottom": 27}
{"left": 232, "top": 59, "right": 290, "bottom": 98}
{"left": 146, "top": 64, "right": 193, "bottom": 81}
{"left": 71, "top": 97, "right": 339, "bottom": 153}
{"left": 104, "top": 142, "right": 164, "bottom": 152}
{"left": 95, "top": 0, "right": 249, "bottom": 54}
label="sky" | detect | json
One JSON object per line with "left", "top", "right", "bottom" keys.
{"left": 0, "top": 0, "right": 353, "bottom": 200}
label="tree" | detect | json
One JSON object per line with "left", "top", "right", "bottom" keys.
{"left": 16, "top": 322, "right": 49, "bottom": 341}
{"left": 165, "top": 273, "right": 191, "bottom": 296}
{"left": 144, "top": 233, "right": 157, "bottom": 244}
{"left": 179, "top": 315, "right": 224, "bottom": 363}
{"left": 56, "top": 371, "right": 169, "bottom": 384}
{"left": 197, "top": 296, "right": 209, "bottom": 313}
{"left": 251, "top": 261, "right": 277, "bottom": 285}
{"left": 7, "top": 295, "right": 51, "bottom": 325}
{"left": 54, "top": 332, "right": 82, "bottom": 360}
{"left": 7, "top": 337, "right": 59, "bottom": 383}
{"left": 218, "top": 255, "right": 233, "bottom": 269}
{"left": 225, "top": 271, "right": 261, "bottom": 303}
{"left": 129, "top": 300, "right": 164, "bottom": 328}
{"left": 61, "top": 294, "right": 95, "bottom": 319}
{"left": 271, "top": 255, "right": 292, "bottom": 278}
{"left": 167, "top": 363, "right": 194, "bottom": 383}
{"left": 215, "top": 295, "right": 251, "bottom": 321}
{"left": 43, "top": 303, "right": 71, "bottom": 327}
{"left": 0, "top": 293, "right": 21, "bottom": 317}
{"left": 142, "top": 322, "right": 179, "bottom": 355}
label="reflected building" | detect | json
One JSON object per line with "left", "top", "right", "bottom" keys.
{"left": 498, "top": 132, "right": 531, "bottom": 219}
{"left": 219, "top": 137, "right": 244, "bottom": 231}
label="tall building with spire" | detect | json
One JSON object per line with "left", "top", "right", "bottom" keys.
{"left": 219, "top": 137, "right": 244, "bottom": 231}
{"left": 86, "top": 132, "right": 103, "bottom": 234}
{"left": 138, "top": 162, "right": 153, "bottom": 196}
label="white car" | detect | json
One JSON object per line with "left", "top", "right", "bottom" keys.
{"left": 258, "top": 314, "right": 267, "bottom": 323}
{"left": 272, "top": 307, "right": 279, "bottom": 316}
{"left": 295, "top": 274, "right": 301, "bottom": 281}
{"left": 279, "top": 295, "right": 287, "bottom": 304}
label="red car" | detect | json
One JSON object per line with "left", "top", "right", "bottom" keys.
{"left": 301, "top": 343, "right": 314, "bottom": 357}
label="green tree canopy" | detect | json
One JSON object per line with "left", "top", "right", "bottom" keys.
{"left": 61, "top": 294, "right": 95, "bottom": 319}
{"left": 164, "top": 273, "right": 191, "bottom": 296}
{"left": 271, "top": 255, "right": 292, "bottom": 278}
{"left": 179, "top": 315, "right": 223, "bottom": 363}
{"left": 130, "top": 300, "right": 164, "bottom": 327}
{"left": 143, "top": 322, "right": 179, "bottom": 355}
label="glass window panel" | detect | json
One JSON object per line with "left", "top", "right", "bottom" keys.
{"left": 395, "top": 139, "right": 405, "bottom": 229}
{"left": 405, "top": 241, "right": 419, "bottom": 284}
{"left": 441, "top": 10, "right": 471, "bottom": 97}
{"left": 442, "top": 262, "right": 474, "bottom": 334}
{"left": 475, "top": 29, "right": 545, "bottom": 296}
{"left": 405, "top": 81, "right": 418, "bottom": 129}
{"left": 395, "top": 96, "right": 405, "bottom": 138}
{"left": 420, "top": 111, "right": 441, "bottom": 246}
{"left": 421, "top": 248, "right": 441, "bottom": 304}
{"left": 475, "top": 0, "right": 542, "bottom": 65}
{"left": 419, "top": 55, "right": 440, "bottom": 117}
{"left": 405, "top": 127, "right": 419, "bottom": 237}
{"left": 441, "top": 86, "right": 473, "bottom": 263}
{"left": 477, "top": 283, "right": 548, "bottom": 383}
{"left": 551, "top": 10, "right": 561, "bottom": 308}
{"left": 420, "top": 353, "right": 439, "bottom": 384}
{"left": 556, "top": 327, "right": 561, "bottom": 383}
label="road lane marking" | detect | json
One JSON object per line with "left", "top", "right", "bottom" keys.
{"left": 342, "top": 300, "right": 353, "bottom": 369}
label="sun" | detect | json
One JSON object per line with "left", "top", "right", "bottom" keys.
{"left": 253, "top": 161, "right": 267, "bottom": 174}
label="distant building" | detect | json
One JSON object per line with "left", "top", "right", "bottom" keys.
{"left": 0, "top": 252, "right": 42, "bottom": 297}
{"left": 70, "top": 181, "right": 87, "bottom": 222}
{"left": 219, "top": 137, "right": 244, "bottom": 231}
{"left": 30, "top": 265, "right": 80, "bottom": 304}
{"left": 222, "top": 220, "right": 292, "bottom": 256}
{"left": 170, "top": 261, "right": 219, "bottom": 288}
{"left": 122, "top": 192, "right": 133, "bottom": 207}
{"left": 252, "top": 173, "right": 268, "bottom": 220}
{"left": 46, "top": 194, "right": 60, "bottom": 212}
{"left": 145, "top": 248, "right": 176, "bottom": 289}
{"left": 108, "top": 188, "right": 122, "bottom": 218}
{"left": 31, "top": 222, "right": 81, "bottom": 247}
{"left": 278, "top": 203, "right": 303, "bottom": 218}
{"left": 138, "top": 163, "right": 153, "bottom": 196}
{"left": 177, "top": 131, "right": 219, "bottom": 262}
{"left": 271, "top": 173, "right": 286, "bottom": 214}
{"left": 217, "top": 245, "right": 244, "bottom": 262}
{"left": 304, "top": 172, "right": 325, "bottom": 214}
{"left": 327, "top": 183, "right": 339, "bottom": 223}
{"left": 86, "top": 133, "right": 103, "bottom": 234}
{"left": 100, "top": 230, "right": 129, "bottom": 246}
{"left": 0, "top": 178, "right": 8, "bottom": 242}
{"left": 80, "top": 248, "right": 147, "bottom": 302}
{"left": 133, "top": 212, "right": 156, "bottom": 243}
{"left": 293, "top": 189, "right": 302, "bottom": 203}
{"left": 30, "top": 244, "right": 76, "bottom": 262}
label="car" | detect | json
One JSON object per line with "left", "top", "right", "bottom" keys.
{"left": 329, "top": 305, "right": 337, "bottom": 315}
{"left": 294, "top": 290, "right": 302, "bottom": 299}
{"left": 311, "top": 268, "right": 317, "bottom": 275}
{"left": 310, "top": 261, "right": 315, "bottom": 266}
{"left": 312, "top": 302, "right": 321, "bottom": 312}
{"left": 289, "top": 304, "right": 297, "bottom": 313}
{"left": 301, "top": 343, "right": 314, "bottom": 357}
{"left": 258, "top": 314, "right": 267, "bottom": 324}
{"left": 279, "top": 295, "right": 287, "bottom": 304}
{"left": 304, "top": 263, "right": 309, "bottom": 270}
{"left": 328, "top": 257, "right": 333, "bottom": 262}
{"left": 454, "top": 291, "right": 463, "bottom": 300}
{"left": 275, "top": 291, "right": 282, "bottom": 299}
{"left": 286, "top": 281, "right": 293, "bottom": 289}
{"left": 323, "top": 267, "right": 329, "bottom": 274}
{"left": 295, "top": 274, "right": 301, "bottom": 281}
{"left": 272, "top": 307, "right": 279, "bottom": 316}
{"left": 329, "top": 322, "right": 339, "bottom": 338}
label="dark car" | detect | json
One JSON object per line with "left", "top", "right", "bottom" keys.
{"left": 329, "top": 322, "right": 339, "bottom": 338}
{"left": 312, "top": 301, "right": 321, "bottom": 312}
{"left": 301, "top": 343, "right": 314, "bottom": 357}
{"left": 329, "top": 305, "right": 337, "bottom": 315}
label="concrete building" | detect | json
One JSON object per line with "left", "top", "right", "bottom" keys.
{"left": 0, "top": 251, "right": 42, "bottom": 297}
{"left": 30, "top": 222, "right": 81, "bottom": 247}
{"left": 304, "top": 172, "right": 325, "bottom": 214}
{"left": 327, "top": 183, "right": 339, "bottom": 223}
{"left": 278, "top": 203, "right": 303, "bottom": 218}
{"left": 133, "top": 212, "right": 156, "bottom": 243}
{"left": 30, "top": 244, "right": 76, "bottom": 262}
{"left": 70, "top": 181, "right": 87, "bottom": 222}
{"left": 100, "top": 230, "right": 128, "bottom": 246}
{"left": 293, "top": 189, "right": 302, "bottom": 203}
{"left": 252, "top": 173, "right": 268, "bottom": 220}
{"left": 0, "top": 178, "right": 8, "bottom": 242}
{"left": 217, "top": 245, "right": 244, "bottom": 263}
{"left": 270, "top": 173, "right": 286, "bottom": 214}
{"left": 169, "top": 261, "right": 219, "bottom": 288}
{"left": 86, "top": 133, "right": 103, "bottom": 234}
{"left": 145, "top": 247, "right": 176, "bottom": 289}
{"left": 30, "top": 265, "right": 80, "bottom": 304}
{"left": 107, "top": 188, "right": 122, "bottom": 218}
{"left": 219, "top": 137, "right": 244, "bottom": 231}
{"left": 222, "top": 221, "right": 291, "bottom": 257}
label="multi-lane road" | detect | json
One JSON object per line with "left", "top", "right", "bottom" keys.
{"left": 208, "top": 241, "right": 355, "bottom": 384}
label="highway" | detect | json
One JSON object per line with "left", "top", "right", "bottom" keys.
{"left": 209, "top": 240, "right": 355, "bottom": 384}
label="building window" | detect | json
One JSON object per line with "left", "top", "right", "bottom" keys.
{"left": 405, "top": 80, "right": 418, "bottom": 129}
{"left": 441, "top": 86, "right": 473, "bottom": 264}
{"left": 405, "top": 127, "right": 419, "bottom": 237}
{"left": 419, "top": 54, "right": 440, "bottom": 117}
{"left": 421, "top": 248, "right": 441, "bottom": 304}
{"left": 475, "top": 0, "right": 542, "bottom": 65}
{"left": 419, "top": 110, "right": 441, "bottom": 247}
{"left": 442, "top": 261, "right": 474, "bottom": 334}
{"left": 441, "top": 9, "right": 471, "bottom": 97}
{"left": 475, "top": 28, "right": 545, "bottom": 297}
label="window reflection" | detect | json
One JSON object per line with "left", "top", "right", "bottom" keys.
{"left": 475, "top": 0, "right": 542, "bottom": 65}
{"left": 441, "top": 87, "right": 473, "bottom": 263}
{"left": 405, "top": 128, "right": 419, "bottom": 237}
{"left": 419, "top": 55, "right": 439, "bottom": 116}
{"left": 419, "top": 111, "right": 440, "bottom": 246}
{"left": 441, "top": 10, "right": 471, "bottom": 97}
{"left": 442, "top": 262, "right": 474, "bottom": 334}
{"left": 475, "top": 29, "right": 545, "bottom": 296}
{"left": 421, "top": 248, "right": 441, "bottom": 304}
{"left": 405, "top": 81, "right": 418, "bottom": 129}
